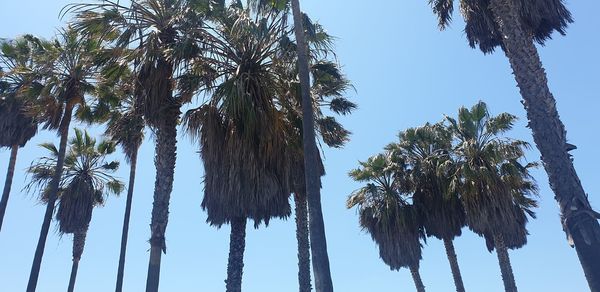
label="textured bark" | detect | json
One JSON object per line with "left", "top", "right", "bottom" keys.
{"left": 115, "top": 149, "right": 138, "bottom": 292}
{"left": 290, "top": 1, "right": 334, "bottom": 291}
{"left": 0, "top": 144, "right": 18, "bottom": 232}
{"left": 493, "top": 233, "right": 517, "bottom": 292}
{"left": 27, "top": 104, "right": 74, "bottom": 292}
{"left": 443, "top": 238, "right": 465, "bottom": 292}
{"left": 145, "top": 109, "right": 179, "bottom": 292}
{"left": 225, "top": 217, "right": 247, "bottom": 292}
{"left": 409, "top": 264, "right": 426, "bottom": 292}
{"left": 295, "top": 192, "right": 312, "bottom": 292}
{"left": 488, "top": 0, "right": 600, "bottom": 290}
{"left": 68, "top": 228, "right": 88, "bottom": 292}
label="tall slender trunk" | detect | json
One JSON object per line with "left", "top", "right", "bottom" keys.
{"left": 295, "top": 192, "right": 312, "bottom": 292}
{"left": 67, "top": 227, "right": 88, "bottom": 292}
{"left": 115, "top": 149, "right": 138, "bottom": 292}
{"left": 27, "top": 104, "right": 74, "bottom": 292}
{"left": 488, "top": 0, "right": 600, "bottom": 290}
{"left": 409, "top": 264, "right": 426, "bottom": 292}
{"left": 290, "top": 1, "right": 334, "bottom": 291}
{"left": 145, "top": 109, "right": 179, "bottom": 292}
{"left": 67, "top": 260, "right": 79, "bottom": 292}
{"left": 443, "top": 238, "right": 465, "bottom": 292}
{"left": 0, "top": 144, "right": 19, "bottom": 232}
{"left": 225, "top": 217, "right": 247, "bottom": 292}
{"left": 493, "top": 232, "right": 517, "bottom": 292}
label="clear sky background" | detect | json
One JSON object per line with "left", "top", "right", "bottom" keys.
{"left": 1, "top": 1, "right": 599, "bottom": 291}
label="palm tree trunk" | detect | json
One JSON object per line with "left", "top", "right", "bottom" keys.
{"left": 290, "top": 1, "right": 334, "bottom": 291}
{"left": 145, "top": 109, "right": 179, "bottom": 292}
{"left": 493, "top": 232, "right": 517, "bottom": 292}
{"left": 67, "top": 259, "right": 79, "bottom": 292}
{"left": 409, "top": 264, "right": 426, "bottom": 292}
{"left": 487, "top": 0, "right": 600, "bottom": 290}
{"left": 68, "top": 227, "right": 88, "bottom": 292}
{"left": 226, "top": 217, "right": 247, "bottom": 292}
{"left": 443, "top": 238, "right": 465, "bottom": 292}
{"left": 27, "top": 104, "right": 74, "bottom": 292}
{"left": 0, "top": 144, "right": 19, "bottom": 232}
{"left": 115, "top": 149, "right": 138, "bottom": 292}
{"left": 294, "top": 192, "right": 312, "bottom": 292}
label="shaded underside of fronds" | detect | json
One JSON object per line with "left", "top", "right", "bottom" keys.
{"left": 57, "top": 176, "right": 98, "bottom": 235}
{"left": 186, "top": 104, "right": 291, "bottom": 228}
{"left": 414, "top": 187, "right": 465, "bottom": 240}
{"left": 0, "top": 97, "right": 37, "bottom": 147}
{"left": 456, "top": 0, "right": 573, "bottom": 53}
{"left": 105, "top": 107, "right": 145, "bottom": 162}
{"left": 359, "top": 203, "right": 423, "bottom": 270}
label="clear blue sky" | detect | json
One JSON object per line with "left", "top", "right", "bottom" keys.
{"left": 1, "top": 1, "right": 599, "bottom": 291}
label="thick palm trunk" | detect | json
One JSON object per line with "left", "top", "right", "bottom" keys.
{"left": 493, "top": 232, "right": 517, "bottom": 292}
{"left": 487, "top": 0, "right": 600, "bottom": 290}
{"left": 145, "top": 110, "right": 179, "bottom": 292}
{"left": 294, "top": 192, "right": 312, "bottom": 292}
{"left": 225, "top": 217, "right": 247, "bottom": 292}
{"left": 67, "top": 227, "right": 88, "bottom": 292}
{"left": 409, "top": 264, "right": 426, "bottom": 292}
{"left": 27, "top": 105, "right": 74, "bottom": 292}
{"left": 290, "top": 1, "right": 334, "bottom": 291}
{"left": 443, "top": 238, "right": 465, "bottom": 292}
{"left": 0, "top": 144, "right": 19, "bottom": 232}
{"left": 115, "top": 149, "right": 138, "bottom": 292}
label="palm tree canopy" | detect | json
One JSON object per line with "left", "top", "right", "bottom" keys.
{"left": 185, "top": 6, "right": 294, "bottom": 228}
{"left": 69, "top": 0, "right": 214, "bottom": 129}
{"left": 387, "top": 123, "right": 466, "bottom": 241}
{"left": 0, "top": 38, "right": 39, "bottom": 147}
{"left": 26, "top": 129, "right": 124, "bottom": 234}
{"left": 446, "top": 101, "right": 537, "bottom": 243}
{"left": 429, "top": 0, "right": 573, "bottom": 53}
{"left": 22, "top": 28, "right": 101, "bottom": 132}
{"left": 347, "top": 153, "right": 424, "bottom": 271}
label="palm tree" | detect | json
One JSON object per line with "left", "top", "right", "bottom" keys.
{"left": 387, "top": 123, "right": 467, "bottom": 292}
{"left": 446, "top": 101, "right": 536, "bottom": 292}
{"left": 23, "top": 29, "right": 101, "bottom": 292}
{"left": 427, "top": 2, "right": 600, "bottom": 287}
{"left": 0, "top": 37, "right": 39, "bottom": 232}
{"left": 289, "top": 1, "right": 334, "bottom": 290}
{"left": 479, "top": 152, "right": 539, "bottom": 292}
{"left": 26, "top": 129, "right": 124, "bottom": 292}
{"left": 105, "top": 93, "right": 144, "bottom": 292}
{"left": 347, "top": 154, "right": 426, "bottom": 292}
{"left": 70, "top": 2, "right": 211, "bottom": 290}
{"left": 273, "top": 13, "right": 355, "bottom": 290}
{"left": 185, "top": 6, "right": 294, "bottom": 291}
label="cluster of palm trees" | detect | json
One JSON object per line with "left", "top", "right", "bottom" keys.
{"left": 0, "top": 1, "right": 352, "bottom": 291}
{"left": 2, "top": 0, "right": 600, "bottom": 291}
{"left": 348, "top": 102, "right": 538, "bottom": 292}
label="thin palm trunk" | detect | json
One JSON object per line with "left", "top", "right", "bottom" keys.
{"left": 409, "top": 264, "right": 426, "bottom": 292}
{"left": 225, "top": 217, "right": 247, "bottom": 292}
{"left": 115, "top": 149, "right": 138, "bottom": 292}
{"left": 295, "top": 192, "right": 312, "bottom": 292}
{"left": 27, "top": 104, "right": 74, "bottom": 292}
{"left": 493, "top": 232, "right": 517, "bottom": 292}
{"left": 443, "top": 238, "right": 465, "bottom": 292}
{"left": 290, "top": 1, "right": 334, "bottom": 291}
{"left": 67, "top": 259, "right": 79, "bottom": 292}
{"left": 67, "top": 227, "right": 88, "bottom": 292}
{"left": 0, "top": 144, "right": 19, "bottom": 232}
{"left": 145, "top": 110, "right": 179, "bottom": 292}
{"left": 487, "top": 0, "right": 600, "bottom": 290}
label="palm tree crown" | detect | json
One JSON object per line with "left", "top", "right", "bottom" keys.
{"left": 429, "top": 0, "right": 573, "bottom": 53}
